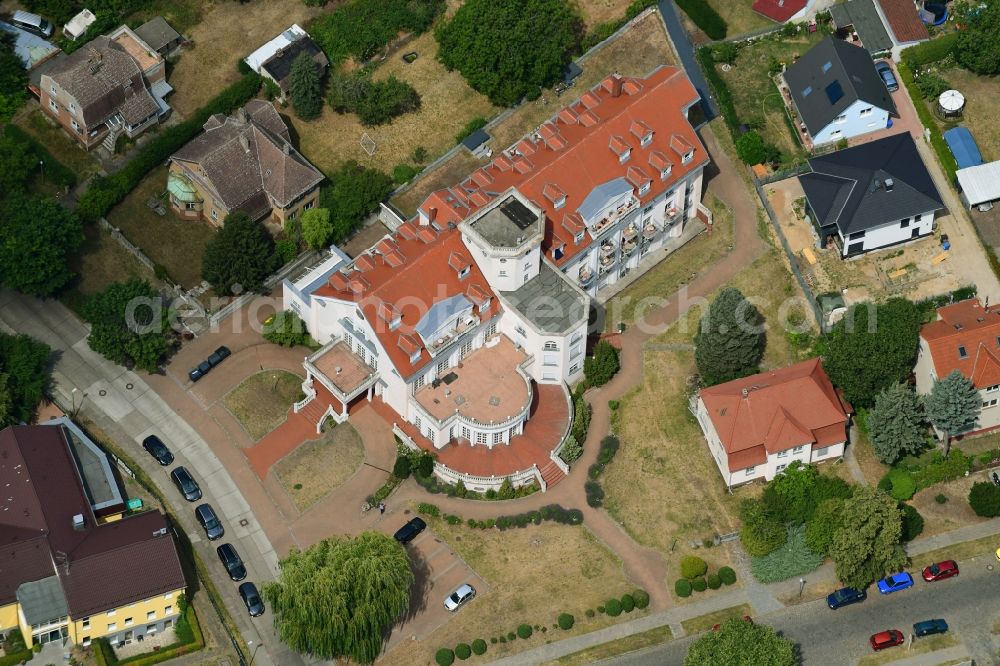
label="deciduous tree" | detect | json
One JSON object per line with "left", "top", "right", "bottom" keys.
{"left": 202, "top": 211, "right": 280, "bottom": 294}
{"left": 685, "top": 617, "right": 795, "bottom": 666}
{"left": 0, "top": 333, "right": 51, "bottom": 426}
{"left": 0, "top": 194, "right": 83, "bottom": 297}
{"left": 301, "top": 208, "right": 333, "bottom": 249}
{"left": 83, "top": 279, "right": 172, "bottom": 373}
{"left": 829, "top": 486, "right": 906, "bottom": 590}
{"left": 435, "top": 0, "right": 583, "bottom": 106}
{"left": 761, "top": 461, "right": 818, "bottom": 525}
{"left": 694, "top": 287, "right": 765, "bottom": 385}
{"left": 955, "top": 1, "right": 1000, "bottom": 75}
{"left": 739, "top": 499, "right": 786, "bottom": 557}
{"left": 0, "top": 133, "right": 37, "bottom": 198}
{"left": 867, "top": 383, "right": 926, "bottom": 464}
{"left": 0, "top": 34, "right": 27, "bottom": 122}
{"left": 289, "top": 51, "right": 324, "bottom": 120}
{"left": 804, "top": 498, "right": 846, "bottom": 555}
{"left": 969, "top": 481, "right": 1000, "bottom": 517}
{"left": 263, "top": 532, "right": 413, "bottom": 663}
{"left": 320, "top": 161, "right": 393, "bottom": 244}
{"left": 924, "top": 369, "right": 980, "bottom": 456}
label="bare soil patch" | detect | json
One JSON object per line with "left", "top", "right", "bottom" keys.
{"left": 223, "top": 370, "right": 304, "bottom": 441}
{"left": 274, "top": 423, "right": 365, "bottom": 512}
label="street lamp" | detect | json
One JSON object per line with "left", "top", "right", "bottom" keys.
{"left": 71, "top": 388, "right": 78, "bottom": 417}
{"left": 798, "top": 577, "right": 806, "bottom": 598}
{"left": 39, "top": 159, "right": 44, "bottom": 183}
{"left": 248, "top": 641, "right": 263, "bottom": 666}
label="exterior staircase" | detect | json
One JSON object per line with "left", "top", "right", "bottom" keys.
{"left": 101, "top": 114, "right": 124, "bottom": 152}
{"left": 539, "top": 460, "right": 566, "bottom": 490}
{"left": 298, "top": 397, "right": 329, "bottom": 433}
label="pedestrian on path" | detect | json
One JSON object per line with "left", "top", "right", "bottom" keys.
{"left": 379, "top": 502, "right": 386, "bottom": 515}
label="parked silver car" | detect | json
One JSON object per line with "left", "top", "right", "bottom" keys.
{"left": 444, "top": 583, "right": 476, "bottom": 612}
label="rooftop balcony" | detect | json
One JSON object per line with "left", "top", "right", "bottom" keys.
{"left": 589, "top": 197, "right": 638, "bottom": 236}
{"left": 425, "top": 314, "right": 481, "bottom": 355}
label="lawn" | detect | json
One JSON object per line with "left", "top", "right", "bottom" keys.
{"left": 391, "top": 9, "right": 677, "bottom": 217}
{"left": 223, "top": 370, "right": 304, "bottom": 441}
{"left": 129, "top": 0, "right": 204, "bottom": 35}
{"left": 602, "top": 248, "right": 815, "bottom": 587}
{"left": 857, "top": 633, "right": 958, "bottom": 666}
{"left": 716, "top": 29, "right": 827, "bottom": 164}
{"left": 680, "top": 604, "right": 753, "bottom": 634}
{"left": 104, "top": 166, "right": 217, "bottom": 289}
{"left": 289, "top": 28, "right": 499, "bottom": 177}
{"left": 166, "top": 0, "right": 326, "bottom": 116}
{"left": 381, "top": 521, "right": 640, "bottom": 666}
{"left": 274, "top": 423, "right": 365, "bottom": 511}
{"left": 576, "top": 0, "right": 639, "bottom": 28}
{"left": 929, "top": 68, "right": 1000, "bottom": 162}
{"left": 604, "top": 191, "right": 734, "bottom": 332}
{"left": 549, "top": 624, "right": 673, "bottom": 665}
{"left": 678, "top": 0, "right": 775, "bottom": 43}
{"left": 61, "top": 224, "right": 159, "bottom": 315}
{"left": 910, "top": 474, "right": 988, "bottom": 539}
{"left": 14, "top": 109, "right": 99, "bottom": 181}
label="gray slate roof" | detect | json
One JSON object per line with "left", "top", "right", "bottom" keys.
{"left": 501, "top": 262, "right": 588, "bottom": 335}
{"left": 171, "top": 99, "right": 323, "bottom": 217}
{"left": 45, "top": 35, "right": 157, "bottom": 128}
{"left": 134, "top": 16, "right": 181, "bottom": 53}
{"left": 829, "top": 0, "right": 893, "bottom": 54}
{"left": 260, "top": 36, "right": 328, "bottom": 92}
{"left": 17, "top": 577, "right": 68, "bottom": 625}
{"left": 799, "top": 132, "right": 943, "bottom": 235}
{"left": 461, "top": 128, "right": 490, "bottom": 151}
{"left": 415, "top": 294, "right": 474, "bottom": 344}
{"left": 785, "top": 36, "right": 896, "bottom": 136}
{"left": 578, "top": 177, "right": 632, "bottom": 222}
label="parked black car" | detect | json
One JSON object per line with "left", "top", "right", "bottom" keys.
{"left": 195, "top": 503, "right": 225, "bottom": 540}
{"left": 913, "top": 619, "right": 948, "bottom": 637}
{"left": 216, "top": 543, "right": 247, "bottom": 582}
{"left": 827, "top": 586, "right": 866, "bottom": 609}
{"left": 239, "top": 582, "right": 265, "bottom": 617}
{"left": 189, "top": 360, "right": 212, "bottom": 382}
{"left": 170, "top": 466, "right": 202, "bottom": 502}
{"left": 142, "top": 435, "right": 174, "bottom": 466}
{"left": 393, "top": 517, "right": 427, "bottom": 544}
{"left": 208, "top": 346, "right": 232, "bottom": 367}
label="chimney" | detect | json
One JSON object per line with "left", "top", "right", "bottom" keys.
{"left": 239, "top": 133, "right": 249, "bottom": 153}
{"left": 237, "top": 107, "right": 248, "bottom": 123}
{"left": 741, "top": 388, "right": 749, "bottom": 398}
{"left": 335, "top": 366, "right": 342, "bottom": 375}
{"left": 611, "top": 73, "right": 624, "bottom": 98}
{"left": 283, "top": 142, "right": 291, "bottom": 155}
{"left": 884, "top": 177, "right": 894, "bottom": 191}
{"left": 72, "top": 513, "right": 85, "bottom": 531}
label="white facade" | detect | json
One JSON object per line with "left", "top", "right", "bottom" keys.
{"left": 840, "top": 210, "right": 935, "bottom": 257}
{"left": 811, "top": 99, "right": 891, "bottom": 146}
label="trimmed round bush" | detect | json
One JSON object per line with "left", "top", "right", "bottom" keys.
{"left": 632, "top": 589, "right": 650, "bottom": 609}
{"left": 621, "top": 594, "right": 635, "bottom": 613}
{"left": 707, "top": 573, "right": 722, "bottom": 590}
{"left": 585, "top": 608, "right": 596, "bottom": 618}
{"left": 455, "top": 643, "right": 471, "bottom": 660}
{"left": 680, "top": 555, "right": 708, "bottom": 579}
{"left": 675, "top": 579, "right": 692, "bottom": 597}
{"left": 718, "top": 566, "right": 737, "bottom": 585}
{"left": 885, "top": 469, "right": 917, "bottom": 501}
{"left": 436, "top": 648, "right": 455, "bottom": 666}
{"left": 472, "top": 639, "right": 487, "bottom": 655}
{"left": 691, "top": 577, "right": 708, "bottom": 592}
{"left": 558, "top": 613, "right": 575, "bottom": 630}
{"left": 935, "top": 493, "right": 948, "bottom": 504}
{"left": 605, "top": 598, "right": 623, "bottom": 616}
{"left": 517, "top": 624, "right": 533, "bottom": 639}
{"left": 506, "top": 632, "right": 515, "bottom": 641}
{"left": 499, "top": 636, "right": 507, "bottom": 644}
{"left": 597, "top": 605, "right": 605, "bottom": 614}
{"left": 490, "top": 637, "right": 498, "bottom": 644}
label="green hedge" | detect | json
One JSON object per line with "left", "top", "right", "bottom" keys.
{"left": 901, "top": 32, "right": 959, "bottom": 69}
{"left": 3, "top": 124, "right": 78, "bottom": 188}
{"left": 676, "top": 0, "right": 727, "bottom": 39}
{"left": 0, "top": 649, "right": 34, "bottom": 666}
{"left": 895, "top": 61, "right": 957, "bottom": 184}
{"left": 78, "top": 74, "right": 262, "bottom": 221}
{"left": 92, "top": 604, "right": 205, "bottom": 666}
{"left": 697, "top": 46, "right": 739, "bottom": 136}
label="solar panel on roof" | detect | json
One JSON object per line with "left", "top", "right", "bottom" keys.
{"left": 500, "top": 198, "right": 536, "bottom": 230}
{"left": 825, "top": 80, "right": 844, "bottom": 105}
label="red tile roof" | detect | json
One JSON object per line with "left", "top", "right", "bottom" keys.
{"left": 921, "top": 298, "right": 1000, "bottom": 388}
{"left": 699, "top": 359, "right": 852, "bottom": 472}
{"left": 751, "top": 0, "right": 808, "bottom": 23}
{"left": 878, "top": 0, "right": 929, "bottom": 43}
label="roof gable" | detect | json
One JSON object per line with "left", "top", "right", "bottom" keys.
{"left": 921, "top": 298, "right": 1000, "bottom": 388}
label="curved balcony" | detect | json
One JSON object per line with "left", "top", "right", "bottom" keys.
{"left": 666, "top": 206, "right": 680, "bottom": 220}
{"left": 643, "top": 222, "right": 658, "bottom": 239}
{"left": 621, "top": 238, "right": 637, "bottom": 255}
{"left": 600, "top": 241, "right": 615, "bottom": 256}
{"left": 599, "top": 254, "right": 618, "bottom": 274}
{"left": 622, "top": 224, "right": 638, "bottom": 240}
{"left": 578, "top": 266, "right": 594, "bottom": 285}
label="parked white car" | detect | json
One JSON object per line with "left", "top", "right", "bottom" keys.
{"left": 444, "top": 583, "right": 476, "bottom": 612}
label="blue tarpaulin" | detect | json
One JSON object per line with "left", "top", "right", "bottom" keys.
{"left": 944, "top": 127, "right": 984, "bottom": 169}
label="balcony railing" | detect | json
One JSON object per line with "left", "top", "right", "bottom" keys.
{"left": 426, "top": 315, "right": 480, "bottom": 355}
{"left": 589, "top": 198, "right": 638, "bottom": 235}
{"left": 621, "top": 238, "right": 637, "bottom": 255}
{"left": 622, "top": 224, "right": 638, "bottom": 240}
{"left": 600, "top": 242, "right": 615, "bottom": 256}
{"left": 578, "top": 266, "right": 594, "bottom": 285}
{"left": 642, "top": 222, "right": 658, "bottom": 239}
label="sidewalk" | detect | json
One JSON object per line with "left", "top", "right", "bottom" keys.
{"left": 906, "top": 518, "right": 1000, "bottom": 557}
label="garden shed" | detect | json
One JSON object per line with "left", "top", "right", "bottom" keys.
{"left": 957, "top": 161, "right": 1000, "bottom": 211}
{"left": 944, "top": 127, "right": 983, "bottom": 169}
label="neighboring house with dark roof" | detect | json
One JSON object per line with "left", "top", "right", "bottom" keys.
{"left": 134, "top": 16, "right": 182, "bottom": 56}
{"left": 798, "top": 133, "right": 943, "bottom": 257}
{"left": 829, "top": 0, "right": 894, "bottom": 54}
{"left": 783, "top": 36, "right": 896, "bottom": 146}
{"left": 39, "top": 26, "right": 170, "bottom": 151}
{"left": 693, "top": 358, "right": 852, "bottom": 487}
{"left": 168, "top": 99, "right": 324, "bottom": 228}
{"left": 916, "top": 298, "right": 999, "bottom": 437}
{"left": 0, "top": 419, "right": 185, "bottom": 649}
{"left": 243, "top": 24, "right": 328, "bottom": 100}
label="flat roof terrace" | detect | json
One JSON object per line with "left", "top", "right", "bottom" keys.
{"left": 414, "top": 335, "right": 530, "bottom": 425}
{"left": 309, "top": 340, "right": 376, "bottom": 397}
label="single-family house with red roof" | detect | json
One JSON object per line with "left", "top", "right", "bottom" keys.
{"left": 692, "top": 358, "right": 852, "bottom": 487}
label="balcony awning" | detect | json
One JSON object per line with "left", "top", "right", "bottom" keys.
{"left": 578, "top": 177, "right": 632, "bottom": 224}
{"left": 415, "top": 294, "right": 474, "bottom": 346}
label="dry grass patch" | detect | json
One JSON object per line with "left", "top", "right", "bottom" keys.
{"left": 850, "top": 429, "right": 889, "bottom": 486}
{"left": 680, "top": 604, "right": 753, "bottom": 634}
{"left": 575, "top": 0, "right": 635, "bottom": 28}
{"left": 381, "top": 522, "right": 637, "bottom": 666}
{"left": 909, "top": 534, "right": 998, "bottom": 572}
{"left": 223, "top": 370, "right": 304, "bottom": 441}
{"left": 290, "top": 29, "right": 499, "bottom": 176}
{"left": 604, "top": 250, "right": 811, "bottom": 583}
{"left": 105, "top": 166, "right": 217, "bottom": 288}
{"left": 548, "top": 624, "right": 673, "bottom": 665}
{"left": 390, "top": 10, "right": 677, "bottom": 217}
{"left": 605, "top": 192, "right": 733, "bottom": 332}
{"left": 274, "top": 423, "right": 365, "bottom": 511}
{"left": 934, "top": 68, "right": 1000, "bottom": 162}
{"left": 62, "top": 224, "right": 158, "bottom": 315}
{"left": 167, "top": 0, "right": 326, "bottom": 116}
{"left": 678, "top": 0, "right": 775, "bottom": 43}
{"left": 15, "top": 109, "right": 100, "bottom": 180}
{"left": 910, "top": 474, "right": 988, "bottom": 538}
{"left": 857, "top": 633, "right": 958, "bottom": 666}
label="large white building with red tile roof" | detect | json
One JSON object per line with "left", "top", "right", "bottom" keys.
{"left": 282, "top": 66, "right": 711, "bottom": 492}
{"left": 916, "top": 298, "right": 1000, "bottom": 436}
{"left": 693, "top": 358, "right": 852, "bottom": 488}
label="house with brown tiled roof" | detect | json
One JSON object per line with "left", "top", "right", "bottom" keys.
{"left": 916, "top": 298, "right": 1000, "bottom": 436}
{"left": 692, "top": 359, "right": 852, "bottom": 488}
{"left": 0, "top": 419, "right": 185, "bottom": 650}
{"left": 167, "top": 99, "right": 324, "bottom": 228}
{"left": 39, "top": 26, "right": 171, "bottom": 151}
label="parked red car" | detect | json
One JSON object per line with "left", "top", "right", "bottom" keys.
{"left": 712, "top": 616, "right": 753, "bottom": 632}
{"left": 922, "top": 560, "right": 959, "bottom": 582}
{"left": 870, "top": 630, "right": 905, "bottom": 651}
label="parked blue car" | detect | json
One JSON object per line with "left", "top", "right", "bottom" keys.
{"left": 877, "top": 572, "right": 914, "bottom": 594}
{"left": 827, "top": 587, "right": 866, "bottom": 609}
{"left": 913, "top": 619, "right": 948, "bottom": 637}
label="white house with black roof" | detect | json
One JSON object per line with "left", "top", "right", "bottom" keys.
{"left": 798, "top": 133, "right": 943, "bottom": 257}
{"left": 783, "top": 37, "right": 896, "bottom": 146}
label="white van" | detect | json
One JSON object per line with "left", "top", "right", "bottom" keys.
{"left": 12, "top": 10, "right": 53, "bottom": 38}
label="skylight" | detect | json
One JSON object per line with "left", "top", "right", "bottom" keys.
{"left": 825, "top": 80, "right": 844, "bottom": 105}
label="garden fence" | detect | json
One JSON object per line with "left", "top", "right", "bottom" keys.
{"left": 98, "top": 217, "right": 155, "bottom": 272}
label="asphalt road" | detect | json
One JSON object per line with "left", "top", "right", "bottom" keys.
{"left": 611, "top": 558, "right": 1000, "bottom": 665}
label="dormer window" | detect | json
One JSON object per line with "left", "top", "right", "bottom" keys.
{"left": 619, "top": 149, "right": 631, "bottom": 164}
{"left": 389, "top": 315, "right": 401, "bottom": 330}
{"left": 641, "top": 132, "right": 653, "bottom": 147}
{"left": 574, "top": 230, "right": 585, "bottom": 244}
{"left": 682, "top": 150, "right": 694, "bottom": 165}
{"left": 458, "top": 266, "right": 470, "bottom": 280}
{"left": 660, "top": 165, "right": 672, "bottom": 180}
{"left": 553, "top": 244, "right": 565, "bottom": 260}
{"left": 410, "top": 350, "right": 421, "bottom": 363}
{"left": 554, "top": 195, "right": 566, "bottom": 209}
{"left": 639, "top": 181, "right": 650, "bottom": 195}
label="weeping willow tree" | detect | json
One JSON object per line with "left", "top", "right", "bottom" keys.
{"left": 263, "top": 532, "right": 413, "bottom": 663}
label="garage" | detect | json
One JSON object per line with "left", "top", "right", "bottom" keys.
{"left": 957, "top": 161, "right": 1000, "bottom": 211}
